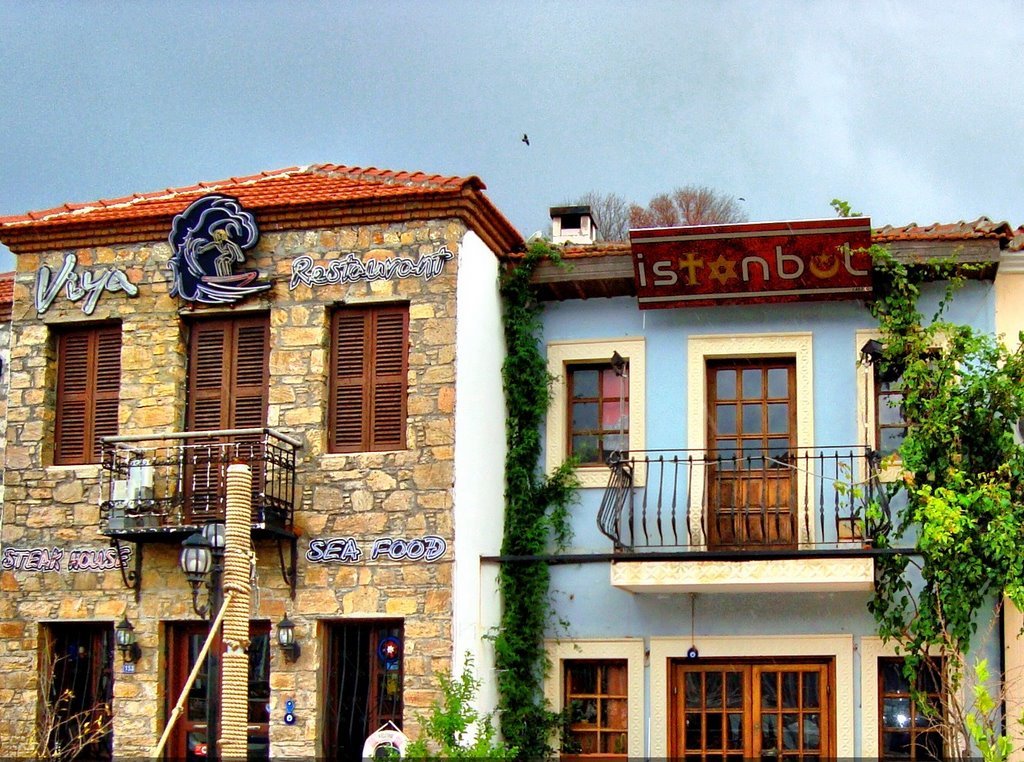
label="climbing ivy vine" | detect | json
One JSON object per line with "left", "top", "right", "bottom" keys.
{"left": 494, "top": 239, "right": 579, "bottom": 758}
{"left": 868, "top": 243, "right": 1024, "bottom": 684}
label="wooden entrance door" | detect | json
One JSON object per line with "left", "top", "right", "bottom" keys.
{"left": 669, "top": 660, "right": 831, "bottom": 760}
{"left": 707, "top": 359, "right": 797, "bottom": 549}
{"left": 166, "top": 622, "right": 271, "bottom": 761}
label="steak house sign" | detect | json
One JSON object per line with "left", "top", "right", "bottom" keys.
{"left": 629, "top": 217, "right": 873, "bottom": 309}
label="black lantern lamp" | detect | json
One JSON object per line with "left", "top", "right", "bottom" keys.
{"left": 180, "top": 531, "right": 212, "bottom": 616}
{"left": 115, "top": 615, "right": 141, "bottom": 664}
{"left": 277, "top": 614, "right": 301, "bottom": 663}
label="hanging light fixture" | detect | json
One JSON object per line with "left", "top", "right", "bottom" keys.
{"left": 276, "top": 614, "right": 301, "bottom": 663}
{"left": 115, "top": 614, "right": 141, "bottom": 664}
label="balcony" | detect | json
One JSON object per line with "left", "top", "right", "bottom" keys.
{"left": 598, "top": 447, "right": 887, "bottom": 593}
{"left": 99, "top": 428, "right": 301, "bottom": 540}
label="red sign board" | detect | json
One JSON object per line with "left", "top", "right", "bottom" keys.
{"left": 629, "top": 218, "right": 873, "bottom": 309}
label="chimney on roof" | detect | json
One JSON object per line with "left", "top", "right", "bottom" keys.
{"left": 550, "top": 205, "right": 600, "bottom": 245}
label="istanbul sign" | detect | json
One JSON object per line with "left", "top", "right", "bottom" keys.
{"left": 629, "top": 217, "right": 873, "bottom": 309}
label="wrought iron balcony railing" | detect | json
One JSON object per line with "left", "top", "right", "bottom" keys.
{"left": 598, "top": 447, "right": 888, "bottom": 552}
{"left": 99, "top": 428, "right": 302, "bottom": 537}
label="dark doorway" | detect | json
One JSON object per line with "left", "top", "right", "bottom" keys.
{"left": 42, "top": 622, "right": 114, "bottom": 760}
{"left": 166, "top": 621, "right": 271, "bottom": 761}
{"left": 322, "top": 620, "right": 404, "bottom": 761}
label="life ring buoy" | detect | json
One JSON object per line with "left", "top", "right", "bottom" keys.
{"left": 362, "top": 726, "right": 409, "bottom": 759}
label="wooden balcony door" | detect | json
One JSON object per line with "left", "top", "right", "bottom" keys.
{"left": 670, "top": 660, "right": 832, "bottom": 760}
{"left": 184, "top": 316, "right": 269, "bottom": 523}
{"left": 707, "top": 359, "right": 797, "bottom": 549}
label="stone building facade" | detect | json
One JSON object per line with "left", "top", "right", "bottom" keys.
{"left": 0, "top": 165, "right": 520, "bottom": 760}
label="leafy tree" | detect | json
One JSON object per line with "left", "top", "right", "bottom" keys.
{"left": 867, "top": 244, "right": 1024, "bottom": 757}
{"left": 629, "top": 185, "right": 747, "bottom": 228}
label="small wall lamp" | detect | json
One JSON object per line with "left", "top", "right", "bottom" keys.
{"left": 277, "top": 615, "right": 301, "bottom": 663}
{"left": 115, "top": 615, "right": 141, "bottom": 664}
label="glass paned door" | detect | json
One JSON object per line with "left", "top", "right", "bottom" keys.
{"left": 707, "top": 359, "right": 797, "bottom": 549}
{"left": 671, "top": 661, "right": 830, "bottom": 761}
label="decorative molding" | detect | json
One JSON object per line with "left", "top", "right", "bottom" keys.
{"left": 610, "top": 557, "right": 874, "bottom": 593}
{"left": 546, "top": 337, "right": 646, "bottom": 488}
{"left": 544, "top": 638, "right": 646, "bottom": 759}
{"left": 649, "top": 634, "right": 855, "bottom": 758}
{"left": 686, "top": 333, "right": 814, "bottom": 544}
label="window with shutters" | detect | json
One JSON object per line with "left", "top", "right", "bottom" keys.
{"left": 54, "top": 324, "right": 122, "bottom": 465}
{"left": 329, "top": 305, "right": 409, "bottom": 453}
{"left": 185, "top": 316, "right": 269, "bottom": 522}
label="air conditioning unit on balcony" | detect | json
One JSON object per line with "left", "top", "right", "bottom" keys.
{"left": 111, "top": 459, "right": 155, "bottom": 528}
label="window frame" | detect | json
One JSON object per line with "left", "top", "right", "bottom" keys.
{"left": 546, "top": 338, "right": 646, "bottom": 488}
{"left": 328, "top": 304, "right": 410, "bottom": 454}
{"left": 877, "top": 656, "right": 945, "bottom": 761}
{"left": 566, "top": 362, "right": 630, "bottom": 467}
{"left": 544, "top": 639, "right": 645, "bottom": 760}
{"left": 53, "top": 323, "right": 122, "bottom": 466}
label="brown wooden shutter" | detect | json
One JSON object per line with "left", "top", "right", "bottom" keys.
{"left": 329, "top": 306, "right": 408, "bottom": 452}
{"left": 55, "top": 325, "right": 121, "bottom": 465}
{"left": 371, "top": 309, "right": 408, "bottom": 450}
{"left": 186, "top": 316, "right": 268, "bottom": 520}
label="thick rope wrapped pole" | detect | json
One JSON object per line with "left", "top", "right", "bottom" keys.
{"left": 220, "top": 462, "right": 254, "bottom": 759}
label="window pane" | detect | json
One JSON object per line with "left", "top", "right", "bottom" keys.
{"left": 685, "top": 713, "right": 702, "bottom": 748}
{"left": 568, "top": 663, "right": 597, "bottom": 694}
{"left": 602, "top": 367, "right": 627, "bottom": 398}
{"left": 603, "top": 664, "right": 628, "bottom": 694}
{"left": 803, "top": 672, "right": 820, "bottom": 708}
{"left": 767, "top": 403, "right": 789, "bottom": 434}
{"left": 782, "top": 713, "right": 799, "bottom": 749}
{"left": 743, "top": 404, "right": 763, "bottom": 434}
{"left": 716, "top": 404, "right": 737, "bottom": 435}
{"left": 741, "top": 369, "right": 762, "bottom": 399}
{"left": 603, "top": 400, "right": 628, "bottom": 429}
{"left": 767, "top": 368, "right": 789, "bottom": 398}
{"left": 727, "top": 713, "right": 743, "bottom": 748}
{"left": 686, "top": 672, "right": 703, "bottom": 708}
{"left": 717, "top": 369, "right": 737, "bottom": 399}
{"left": 803, "top": 714, "right": 820, "bottom": 750}
{"left": 573, "top": 370, "right": 599, "bottom": 398}
{"left": 706, "top": 712, "right": 724, "bottom": 749}
{"left": 884, "top": 698, "right": 911, "bottom": 728}
{"left": 601, "top": 731, "right": 628, "bottom": 754}
{"left": 881, "top": 660, "right": 906, "bottom": 694}
{"left": 880, "top": 427, "right": 907, "bottom": 454}
{"left": 706, "top": 671, "right": 722, "bottom": 708}
{"left": 726, "top": 672, "right": 743, "bottom": 708}
{"left": 878, "top": 395, "right": 905, "bottom": 425}
{"left": 572, "top": 402, "right": 598, "bottom": 430}
{"left": 781, "top": 672, "right": 799, "bottom": 708}
{"left": 573, "top": 435, "right": 600, "bottom": 464}
{"left": 602, "top": 698, "right": 628, "bottom": 728}
{"left": 761, "top": 672, "right": 778, "bottom": 708}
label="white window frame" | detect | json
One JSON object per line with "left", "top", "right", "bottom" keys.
{"left": 546, "top": 337, "right": 646, "bottom": 488}
{"left": 544, "top": 638, "right": 646, "bottom": 759}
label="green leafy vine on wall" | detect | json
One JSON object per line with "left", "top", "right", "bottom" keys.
{"left": 867, "top": 242, "right": 1024, "bottom": 687}
{"left": 494, "top": 240, "right": 579, "bottom": 759}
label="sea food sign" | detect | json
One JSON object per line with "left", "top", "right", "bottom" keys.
{"left": 169, "top": 194, "right": 272, "bottom": 305}
{"left": 629, "top": 217, "right": 873, "bottom": 309}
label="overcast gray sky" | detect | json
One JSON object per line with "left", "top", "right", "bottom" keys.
{"left": 1, "top": 0, "right": 1021, "bottom": 271}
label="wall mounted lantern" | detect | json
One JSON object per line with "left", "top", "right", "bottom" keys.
{"left": 115, "top": 615, "right": 141, "bottom": 664}
{"left": 277, "top": 615, "right": 301, "bottom": 663}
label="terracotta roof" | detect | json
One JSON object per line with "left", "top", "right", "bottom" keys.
{"left": 0, "top": 164, "right": 522, "bottom": 255}
{"left": 534, "top": 217, "right": 1022, "bottom": 263}
{"left": 872, "top": 217, "right": 1018, "bottom": 244}
{"left": 0, "top": 271, "right": 13, "bottom": 323}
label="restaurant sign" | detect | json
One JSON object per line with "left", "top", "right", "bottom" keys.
{"left": 629, "top": 217, "right": 873, "bottom": 309}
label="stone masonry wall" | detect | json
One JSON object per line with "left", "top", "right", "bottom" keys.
{"left": 0, "top": 217, "right": 472, "bottom": 758}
